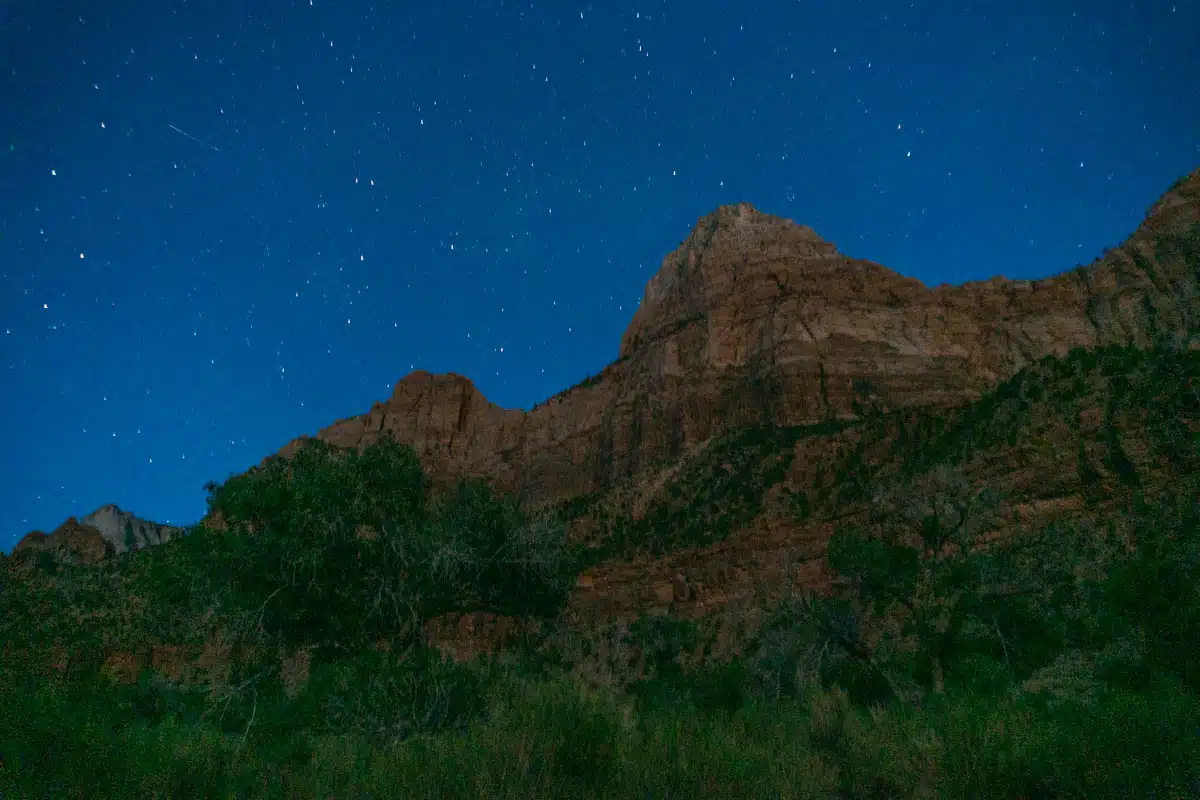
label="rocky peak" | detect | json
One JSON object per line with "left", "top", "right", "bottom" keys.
{"left": 620, "top": 203, "right": 841, "bottom": 359}
{"left": 387, "top": 370, "right": 496, "bottom": 420}
{"left": 12, "top": 517, "right": 113, "bottom": 564}
{"left": 265, "top": 367, "right": 526, "bottom": 487}
{"left": 12, "top": 505, "right": 182, "bottom": 563}
{"left": 79, "top": 504, "right": 183, "bottom": 555}
{"left": 377, "top": 369, "right": 523, "bottom": 458}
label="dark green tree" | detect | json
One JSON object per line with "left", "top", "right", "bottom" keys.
{"left": 200, "top": 433, "right": 577, "bottom": 652}
{"left": 202, "top": 434, "right": 429, "bottom": 649}
{"left": 826, "top": 464, "right": 1005, "bottom": 695}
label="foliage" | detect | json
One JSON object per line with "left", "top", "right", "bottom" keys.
{"left": 825, "top": 465, "right": 1007, "bottom": 695}
{"left": 180, "top": 434, "right": 578, "bottom": 651}
{"left": 197, "top": 435, "right": 431, "bottom": 648}
{"left": 585, "top": 420, "right": 852, "bottom": 564}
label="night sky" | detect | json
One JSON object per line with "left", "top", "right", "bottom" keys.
{"left": 2, "top": 1, "right": 1197, "bottom": 551}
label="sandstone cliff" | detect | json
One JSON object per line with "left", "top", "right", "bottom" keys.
{"left": 260, "top": 168, "right": 1200, "bottom": 511}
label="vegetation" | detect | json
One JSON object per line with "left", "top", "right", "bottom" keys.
{"left": 582, "top": 420, "right": 852, "bottom": 565}
{"left": 3, "top": 344, "right": 1199, "bottom": 797}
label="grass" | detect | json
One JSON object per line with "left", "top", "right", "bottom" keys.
{"left": 3, "top": 663, "right": 1197, "bottom": 799}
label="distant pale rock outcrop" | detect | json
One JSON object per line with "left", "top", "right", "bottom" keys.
{"left": 12, "top": 504, "right": 183, "bottom": 563}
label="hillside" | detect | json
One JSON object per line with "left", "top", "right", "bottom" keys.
{"left": 2, "top": 168, "right": 1198, "bottom": 798}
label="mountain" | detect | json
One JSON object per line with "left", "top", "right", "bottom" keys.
{"left": 14, "top": 168, "right": 1198, "bottom": 579}
{"left": 10, "top": 504, "right": 183, "bottom": 564}
{"left": 4, "top": 169, "right": 1198, "bottom": 796}
{"left": 9, "top": 165, "right": 1198, "bottom": 638}
{"left": 200, "top": 166, "right": 1197, "bottom": 653}
{"left": 257, "top": 168, "right": 1200, "bottom": 513}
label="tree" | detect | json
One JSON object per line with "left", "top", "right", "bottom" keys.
{"left": 198, "top": 433, "right": 578, "bottom": 652}
{"left": 826, "top": 464, "right": 1006, "bottom": 695}
{"left": 202, "top": 434, "right": 429, "bottom": 649}
{"left": 1102, "top": 478, "right": 1200, "bottom": 690}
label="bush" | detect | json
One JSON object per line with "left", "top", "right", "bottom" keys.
{"left": 188, "top": 435, "right": 578, "bottom": 650}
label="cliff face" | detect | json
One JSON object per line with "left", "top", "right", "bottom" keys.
{"left": 13, "top": 504, "right": 183, "bottom": 563}
{"left": 260, "top": 169, "right": 1200, "bottom": 509}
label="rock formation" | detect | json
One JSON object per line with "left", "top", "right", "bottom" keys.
{"left": 6, "top": 169, "right": 1197, "bottom": 680}
{"left": 80, "top": 504, "right": 184, "bottom": 554}
{"left": 13, "top": 504, "right": 183, "bottom": 563}
{"left": 18, "top": 169, "right": 1196, "bottom": 559}
{"left": 262, "top": 168, "right": 1200, "bottom": 510}
{"left": 11, "top": 517, "right": 113, "bottom": 565}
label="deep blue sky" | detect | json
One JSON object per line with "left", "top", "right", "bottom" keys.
{"left": 2, "top": 1, "right": 1197, "bottom": 550}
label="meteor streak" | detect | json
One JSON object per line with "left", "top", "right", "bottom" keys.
{"left": 168, "top": 124, "right": 221, "bottom": 152}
